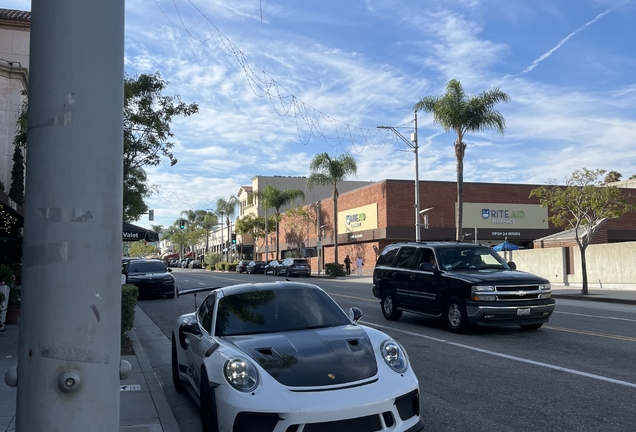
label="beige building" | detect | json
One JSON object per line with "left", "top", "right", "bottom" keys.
{"left": 0, "top": 8, "right": 30, "bottom": 192}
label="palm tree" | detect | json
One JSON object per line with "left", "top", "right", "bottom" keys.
{"left": 252, "top": 185, "right": 305, "bottom": 260}
{"left": 604, "top": 171, "right": 622, "bottom": 184}
{"left": 216, "top": 196, "right": 239, "bottom": 262}
{"left": 414, "top": 79, "right": 510, "bottom": 241}
{"left": 307, "top": 153, "right": 357, "bottom": 264}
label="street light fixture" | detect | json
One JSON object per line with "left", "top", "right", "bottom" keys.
{"left": 378, "top": 111, "right": 421, "bottom": 241}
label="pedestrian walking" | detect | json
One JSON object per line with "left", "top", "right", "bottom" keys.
{"left": 344, "top": 255, "right": 352, "bottom": 275}
{"left": 356, "top": 256, "right": 363, "bottom": 275}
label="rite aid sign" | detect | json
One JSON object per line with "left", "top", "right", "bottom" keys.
{"left": 462, "top": 203, "right": 548, "bottom": 229}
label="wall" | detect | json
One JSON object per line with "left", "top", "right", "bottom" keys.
{"left": 509, "top": 241, "right": 636, "bottom": 285}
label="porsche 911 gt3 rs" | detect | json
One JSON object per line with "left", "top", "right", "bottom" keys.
{"left": 172, "top": 281, "right": 424, "bottom": 432}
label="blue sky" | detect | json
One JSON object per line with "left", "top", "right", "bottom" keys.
{"left": 6, "top": 0, "right": 636, "bottom": 231}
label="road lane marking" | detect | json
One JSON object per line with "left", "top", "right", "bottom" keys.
{"left": 555, "top": 311, "right": 636, "bottom": 323}
{"left": 330, "top": 293, "right": 378, "bottom": 303}
{"left": 545, "top": 325, "right": 636, "bottom": 342}
{"left": 365, "top": 321, "right": 636, "bottom": 389}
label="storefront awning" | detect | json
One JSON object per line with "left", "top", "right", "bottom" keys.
{"left": 122, "top": 222, "right": 159, "bottom": 242}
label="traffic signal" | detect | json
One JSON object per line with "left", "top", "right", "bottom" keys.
{"left": 148, "top": 209, "right": 154, "bottom": 221}
{"left": 231, "top": 233, "right": 236, "bottom": 244}
{"left": 179, "top": 220, "right": 185, "bottom": 229}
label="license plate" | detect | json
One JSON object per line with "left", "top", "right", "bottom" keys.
{"left": 517, "top": 308, "right": 531, "bottom": 316}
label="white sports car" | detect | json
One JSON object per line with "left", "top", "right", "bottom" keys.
{"left": 172, "top": 281, "right": 425, "bottom": 432}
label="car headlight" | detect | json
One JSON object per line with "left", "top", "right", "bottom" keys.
{"left": 471, "top": 285, "right": 495, "bottom": 293}
{"left": 224, "top": 357, "right": 259, "bottom": 392}
{"left": 380, "top": 340, "right": 408, "bottom": 373}
{"left": 539, "top": 283, "right": 551, "bottom": 291}
{"left": 163, "top": 277, "right": 174, "bottom": 284}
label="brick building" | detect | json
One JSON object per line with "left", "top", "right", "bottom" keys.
{"left": 253, "top": 179, "right": 636, "bottom": 273}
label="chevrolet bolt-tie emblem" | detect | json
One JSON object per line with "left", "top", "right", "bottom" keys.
{"left": 516, "top": 291, "right": 527, "bottom": 296}
{"left": 327, "top": 373, "right": 335, "bottom": 380}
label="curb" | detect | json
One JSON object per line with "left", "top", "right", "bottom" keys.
{"left": 128, "top": 328, "right": 181, "bottom": 432}
{"left": 552, "top": 294, "right": 636, "bottom": 306}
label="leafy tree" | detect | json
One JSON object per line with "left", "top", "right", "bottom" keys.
{"left": 414, "top": 79, "right": 510, "bottom": 240}
{"left": 603, "top": 171, "right": 622, "bottom": 183}
{"left": 168, "top": 221, "right": 190, "bottom": 259}
{"left": 251, "top": 185, "right": 305, "bottom": 260}
{"left": 529, "top": 168, "right": 635, "bottom": 295}
{"left": 123, "top": 72, "right": 198, "bottom": 221}
{"left": 128, "top": 241, "right": 157, "bottom": 257}
{"left": 150, "top": 225, "right": 165, "bottom": 239}
{"left": 9, "top": 146, "right": 25, "bottom": 206}
{"left": 282, "top": 206, "right": 315, "bottom": 257}
{"left": 9, "top": 91, "right": 27, "bottom": 206}
{"left": 215, "top": 196, "right": 239, "bottom": 262}
{"left": 306, "top": 153, "right": 357, "bottom": 264}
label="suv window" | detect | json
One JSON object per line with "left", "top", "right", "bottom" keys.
{"left": 376, "top": 245, "right": 399, "bottom": 267}
{"left": 128, "top": 261, "right": 167, "bottom": 273}
{"left": 395, "top": 246, "right": 417, "bottom": 269}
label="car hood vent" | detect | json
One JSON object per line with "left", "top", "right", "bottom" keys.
{"left": 229, "top": 325, "right": 377, "bottom": 387}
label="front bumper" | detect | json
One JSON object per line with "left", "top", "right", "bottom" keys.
{"left": 466, "top": 299, "right": 556, "bottom": 327}
{"left": 213, "top": 374, "right": 422, "bottom": 432}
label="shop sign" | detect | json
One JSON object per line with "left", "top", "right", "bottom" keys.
{"left": 462, "top": 203, "right": 548, "bottom": 229}
{"left": 338, "top": 203, "right": 378, "bottom": 234}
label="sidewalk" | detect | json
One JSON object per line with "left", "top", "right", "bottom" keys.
{"left": 0, "top": 306, "right": 180, "bottom": 432}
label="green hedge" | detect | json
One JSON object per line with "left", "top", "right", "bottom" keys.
{"left": 121, "top": 284, "right": 139, "bottom": 339}
{"left": 324, "top": 262, "right": 346, "bottom": 277}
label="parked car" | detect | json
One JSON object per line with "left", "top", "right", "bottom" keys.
{"left": 277, "top": 257, "right": 311, "bottom": 277}
{"left": 236, "top": 260, "right": 249, "bottom": 273}
{"left": 172, "top": 281, "right": 424, "bottom": 432}
{"left": 245, "top": 260, "right": 266, "bottom": 274}
{"left": 188, "top": 259, "right": 202, "bottom": 269}
{"left": 181, "top": 258, "right": 193, "bottom": 268}
{"left": 263, "top": 260, "right": 281, "bottom": 275}
{"left": 122, "top": 259, "right": 177, "bottom": 299}
{"left": 372, "top": 241, "right": 555, "bottom": 333}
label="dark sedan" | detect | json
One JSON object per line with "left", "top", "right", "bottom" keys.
{"left": 246, "top": 260, "right": 266, "bottom": 274}
{"left": 264, "top": 259, "right": 281, "bottom": 275}
{"left": 123, "top": 259, "right": 177, "bottom": 299}
{"left": 236, "top": 260, "right": 249, "bottom": 273}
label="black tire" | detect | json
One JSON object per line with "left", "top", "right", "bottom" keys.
{"left": 520, "top": 323, "right": 543, "bottom": 330}
{"left": 285, "top": 269, "right": 290, "bottom": 277}
{"left": 445, "top": 296, "right": 469, "bottom": 333}
{"left": 171, "top": 336, "right": 185, "bottom": 393}
{"left": 200, "top": 369, "right": 219, "bottom": 432}
{"left": 381, "top": 291, "right": 402, "bottom": 321}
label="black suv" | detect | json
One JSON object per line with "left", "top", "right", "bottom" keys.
{"left": 372, "top": 242, "right": 555, "bottom": 333}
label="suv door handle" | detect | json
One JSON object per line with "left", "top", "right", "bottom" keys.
{"left": 410, "top": 274, "right": 416, "bottom": 280}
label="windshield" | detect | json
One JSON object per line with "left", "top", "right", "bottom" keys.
{"left": 215, "top": 287, "right": 351, "bottom": 336}
{"left": 128, "top": 262, "right": 168, "bottom": 273}
{"left": 436, "top": 246, "right": 509, "bottom": 271}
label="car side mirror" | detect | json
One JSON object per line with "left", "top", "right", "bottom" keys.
{"left": 180, "top": 320, "right": 202, "bottom": 337}
{"left": 168, "top": 268, "right": 172, "bottom": 272}
{"left": 508, "top": 261, "right": 517, "bottom": 270}
{"left": 348, "top": 307, "right": 363, "bottom": 323}
{"left": 418, "top": 262, "right": 435, "bottom": 272}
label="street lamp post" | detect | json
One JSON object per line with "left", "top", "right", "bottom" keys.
{"left": 378, "top": 111, "right": 421, "bottom": 241}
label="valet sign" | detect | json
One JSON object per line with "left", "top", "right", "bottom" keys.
{"left": 338, "top": 203, "right": 378, "bottom": 234}
{"left": 462, "top": 203, "right": 548, "bottom": 229}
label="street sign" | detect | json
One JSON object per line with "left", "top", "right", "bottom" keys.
{"left": 316, "top": 241, "right": 321, "bottom": 247}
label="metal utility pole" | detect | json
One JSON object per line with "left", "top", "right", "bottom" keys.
{"left": 264, "top": 181, "right": 269, "bottom": 261}
{"left": 12, "top": 0, "right": 126, "bottom": 430}
{"left": 378, "top": 111, "right": 421, "bottom": 241}
{"left": 316, "top": 202, "right": 321, "bottom": 276}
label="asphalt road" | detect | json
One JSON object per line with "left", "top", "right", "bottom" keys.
{"left": 138, "top": 268, "right": 636, "bottom": 432}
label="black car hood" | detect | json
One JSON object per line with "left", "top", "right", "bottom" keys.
{"left": 226, "top": 325, "right": 378, "bottom": 387}
{"left": 447, "top": 269, "right": 549, "bottom": 285}
{"left": 128, "top": 271, "right": 171, "bottom": 278}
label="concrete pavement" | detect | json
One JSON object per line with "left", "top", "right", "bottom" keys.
{"left": 2, "top": 278, "right": 635, "bottom": 432}
{"left": 0, "top": 306, "right": 180, "bottom": 432}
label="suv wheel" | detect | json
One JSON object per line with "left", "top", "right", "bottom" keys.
{"left": 381, "top": 291, "right": 402, "bottom": 321}
{"left": 445, "top": 296, "right": 469, "bottom": 333}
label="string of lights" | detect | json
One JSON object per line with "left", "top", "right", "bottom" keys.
{"left": 153, "top": 0, "right": 416, "bottom": 155}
